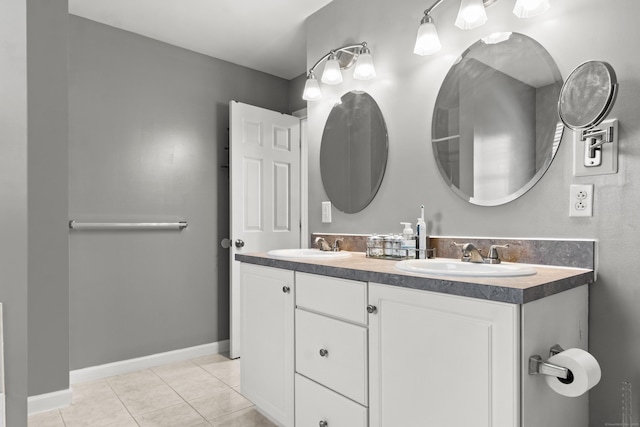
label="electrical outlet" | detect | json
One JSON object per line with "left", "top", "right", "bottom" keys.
{"left": 569, "top": 184, "right": 593, "bottom": 217}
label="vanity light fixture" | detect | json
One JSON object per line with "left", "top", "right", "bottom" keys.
{"left": 414, "top": 0, "right": 551, "bottom": 55}
{"left": 302, "top": 42, "right": 376, "bottom": 101}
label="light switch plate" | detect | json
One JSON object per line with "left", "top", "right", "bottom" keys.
{"left": 573, "top": 118, "right": 618, "bottom": 176}
{"left": 322, "top": 201, "right": 332, "bottom": 223}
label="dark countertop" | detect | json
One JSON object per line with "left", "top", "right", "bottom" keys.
{"left": 236, "top": 252, "right": 594, "bottom": 304}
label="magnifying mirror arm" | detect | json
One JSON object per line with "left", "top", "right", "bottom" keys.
{"left": 581, "top": 124, "right": 615, "bottom": 160}
{"left": 582, "top": 127, "right": 614, "bottom": 146}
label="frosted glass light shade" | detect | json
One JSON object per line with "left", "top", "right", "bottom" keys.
{"left": 455, "top": 0, "right": 488, "bottom": 29}
{"left": 414, "top": 20, "right": 441, "bottom": 55}
{"left": 302, "top": 75, "right": 322, "bottom": 101}
{"left": 353, "top": 52, "right": 376, "bottom": 80}
{"left": 513, "top": 0, "right": 550, "bottom": 18}
{"left": 321, "top": 56, "right": 343, "bottom": 85}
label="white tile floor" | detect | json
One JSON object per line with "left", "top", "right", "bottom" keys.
{"left": 28, "top": 353, "right": 276, "bottom": 427}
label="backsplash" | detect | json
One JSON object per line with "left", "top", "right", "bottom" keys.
{"left": 310, "top": 233, "right": 595, "bottom": 270}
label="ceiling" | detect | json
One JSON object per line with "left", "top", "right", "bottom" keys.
{"left": 68, "top": 0, "right": 334, "bottom": 80}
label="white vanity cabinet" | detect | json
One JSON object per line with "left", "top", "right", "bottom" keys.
{"left": 240, "top": 263, "right": 295, "bottom": 427}
{"left": 368, "top": 282, "right": 519, "bottom": 427}
{"left": 239, "top": 256, "right": 591, "bottom": 427}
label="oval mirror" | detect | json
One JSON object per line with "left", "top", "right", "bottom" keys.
{"left": 558, "top": 60, "right": 618, "bottom": 130}
{"left": 432, "top": 32, "right": 564, "bottom": 206}
{"left": 320, "top": 91, "right": 388, "bottom": 213}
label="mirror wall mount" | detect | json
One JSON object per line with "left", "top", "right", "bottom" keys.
{"left": 558, "top": 60, "right": 619, "bottom": 168}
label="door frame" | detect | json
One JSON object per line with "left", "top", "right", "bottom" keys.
{"left": 292, "top": 108, "right": 308, "bottom": 249}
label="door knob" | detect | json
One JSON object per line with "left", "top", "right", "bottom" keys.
{"left": 282, "top": 286, "right": 291, "bottom": 294}
{"left": 220, "top": 238, "right": 232, "bottom": 249}
{"left": 319, "top": 421, "right": 328, "bottom": 427}
{"left": 319, "top": 348, "right": 329, "bottom": 357}
{"left": 235, "top": 239, "right": 245, "bottom": 248}
{"left": 367, "top": 305, "right": 377, "bottom": 314}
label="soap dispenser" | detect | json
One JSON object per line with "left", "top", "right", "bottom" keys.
{"left": 400, "top": 222, "right": 416, "bottom": 259}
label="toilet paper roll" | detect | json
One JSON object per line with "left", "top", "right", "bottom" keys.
{"left": 545, "top": 348, "right": 601, "bottom": 397}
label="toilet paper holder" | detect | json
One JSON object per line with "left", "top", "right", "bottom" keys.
{"left": 528, "top": 344, "right": 570, "bottom": 380}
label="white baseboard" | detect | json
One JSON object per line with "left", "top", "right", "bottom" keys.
{"left": 28, "top": 389, "right": 72, "bottom": 415}
{"left": 70, "top": 340, "right": 229, "bottom": 385}
{"left": 0, "top": 393, "right": 4, "bottom": 427}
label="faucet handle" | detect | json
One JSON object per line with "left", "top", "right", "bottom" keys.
{"left": 486, "top": 244, "right": 509, "bottom": 264}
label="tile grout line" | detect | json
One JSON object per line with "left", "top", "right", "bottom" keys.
{"left": 150, "top": 361, "right": 216, "bottom": 426}
{"left": 103, "top": 376, "right": 142, "bottom": 426}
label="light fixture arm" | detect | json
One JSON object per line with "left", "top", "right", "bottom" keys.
{"left": 307, "top": 42, "right": 369, "bottom": 76}
{"left": 424, "top": 0, "right": 446, "bottom": 16}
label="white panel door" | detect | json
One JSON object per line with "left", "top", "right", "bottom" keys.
{"left": 368, "top": 283, "right": 520, "bottom": 427}
{"left": 230, "top": 101, "right": 300, "bottom": 358}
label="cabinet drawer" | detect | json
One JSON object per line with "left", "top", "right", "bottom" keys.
{"left": 295, "top": 309, "right": 368, "bottom": 405}
{"left": 295, "top": 374, "right": 368, "bottom": 427}
{"left": 296, "top": 272, "right": 367, "bottom": 324}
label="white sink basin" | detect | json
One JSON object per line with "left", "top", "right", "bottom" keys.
{"left": 395, "top": 258, "right": 536, "bottom": 277}
{"left": 267, "top": 248, "right": 351, "bottom": 259}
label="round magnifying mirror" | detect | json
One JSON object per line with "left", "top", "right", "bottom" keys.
{"left": 558, "top": 60, "right": 618, "bottom": 130}
{"left": 320, "top": 91, "right": 388, "bottom": 213}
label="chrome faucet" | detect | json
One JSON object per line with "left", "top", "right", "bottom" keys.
{"left": 453, "top": 242, "right": 509, "bottom": 264}
{"left": 454, "top": 243, "right": 485, "bottom": 263}
{"left": 315, "top": 237, "right": 332, "bottom": 251}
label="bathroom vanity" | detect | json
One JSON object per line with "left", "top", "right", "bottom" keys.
{"left": 237, "top": 249, "right": 594, "bottom": 427}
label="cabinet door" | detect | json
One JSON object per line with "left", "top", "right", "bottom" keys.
{"left": 369, "top": 283, "right": 519, "bottom": 427}
{"left": 241, "top": 264, "right": 294, "bottom": 427}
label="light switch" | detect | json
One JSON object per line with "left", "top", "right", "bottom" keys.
{"left": 322, "top": 201, "right": 332, "bottom": 223}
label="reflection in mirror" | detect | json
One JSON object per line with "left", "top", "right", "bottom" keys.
{"left": 320, "top": 91, "right": 388, "bottom": 213}
{"left": 432, "top": 32, "right": 564, "bottom": 206}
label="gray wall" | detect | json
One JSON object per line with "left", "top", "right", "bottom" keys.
{"left": 28, "top": 0, "right": 70, "bottom": 398}
{"left": 307, "top": 0, "right": 640, "bottom": 425}
{"left": 289, "top": 73, "right": 308, "bottom": 113}
{"left": 68, "top": 16, "right": 291, "bottom": 369}
{"left": 1, "top": 0, "right": 69, "bottom": 422}
{"left": 0, "top": 1, "right": 29, "bottom": 424}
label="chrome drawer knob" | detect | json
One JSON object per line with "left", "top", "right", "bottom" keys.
{"left": 319, "top": 348, "right": 329, "bottom": 357}
{"left": 319, "top": 421, "right": 328, "bottom": 427}
{"left": 367, "top": 304, "right": 377, "bottom": 314}
{"left": 282, "top": 286, "right": 290, "bottom": 293}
